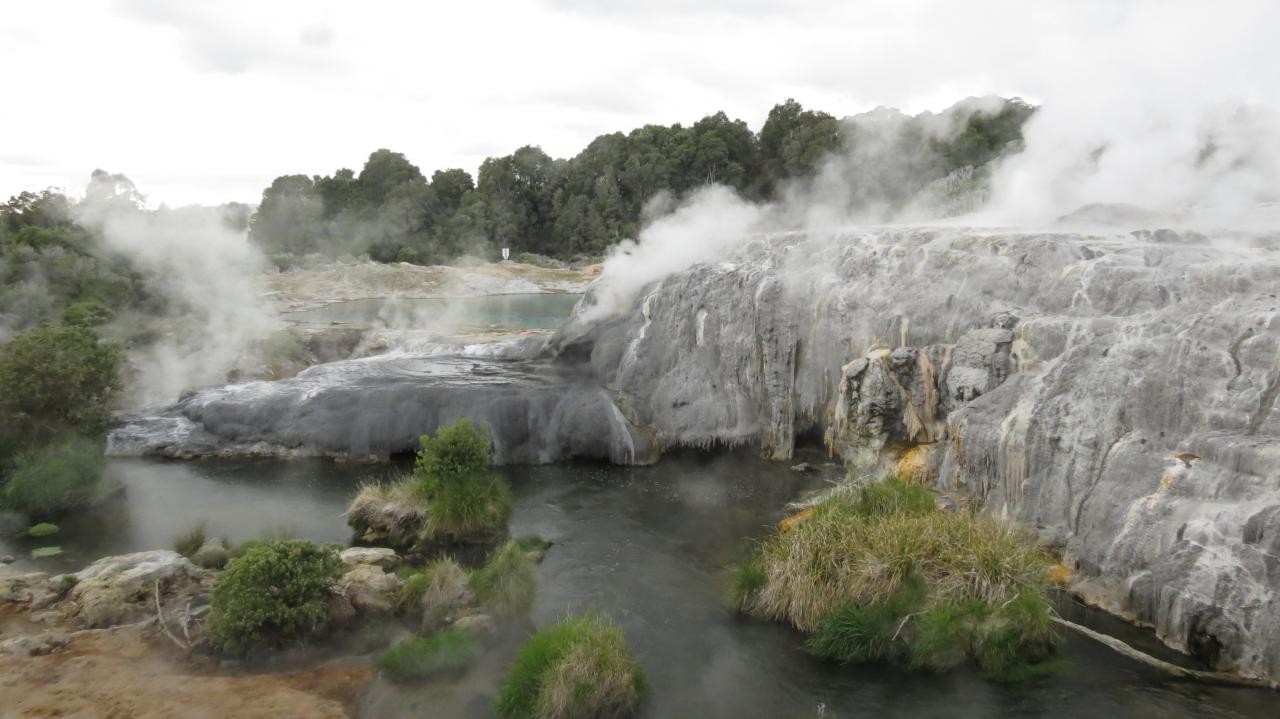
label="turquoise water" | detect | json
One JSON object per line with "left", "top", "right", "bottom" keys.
{"left": 285, "top": 294, "right": 581, "bottom": 330}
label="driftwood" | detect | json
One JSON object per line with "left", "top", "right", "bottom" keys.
{"left": 1051, "top": 616, "right": 1274, "bottom": 689}
{"left": 153, "top": 579, "right": 192, "bottom": 653}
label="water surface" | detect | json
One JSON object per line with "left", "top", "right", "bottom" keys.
{"left": 1, "top": 453, "right": 1274, "bottom": 718}
{"left": 285, "top": 294, "right": 581, "bottom": 330}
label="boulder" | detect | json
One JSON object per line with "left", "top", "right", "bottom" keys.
{"left": 0, "top": 571, "right": 58, "bottom": 608}
{"left": 338, "top": 547, "right": 399, "bottom": 570}
{"left": 341, "top": 564, "right": 402, "bottom": 614}
{"left": 450, "top": 613, "right": 496, "bottom": 636}
{"left": 69, "top": 551, "right": 206, "bottom": 628}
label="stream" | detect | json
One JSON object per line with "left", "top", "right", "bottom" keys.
{"left": 2, "top": 451, "right": 1275, "bottom": 718}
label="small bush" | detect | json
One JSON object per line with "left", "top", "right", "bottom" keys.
{"left": 377, "top": 628, "right": 479, "bottom": 683}
{"left": 173, "top": 521, "right": 208, "bottom": 558}
{"left": 62, "top": 300, "right": 113, "bottom": 328}
{"left": 1, "top": 435, "right": 104, "bottom": 516}
{"left": 193, "top": 545, "right": 231, "bottom": 569}
{"left": 495, "top": 615, "right": 646, "bottom": 719}
{"left": 470, "top": 541, "right": 537, "bottom": 617}
{"left": 206, "top": 539, "right": 342, "bottom": 655}
{"left": 0, "top": 325, "right": 122, "bottom": 438}
{"left": 415, "top": 418, "right": 492, "bottom": 481}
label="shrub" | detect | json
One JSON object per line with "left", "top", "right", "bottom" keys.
{"left": 0, "top": 435, "right": 104, "bottom": 516}
{"left": 413, "top": 418, "right": 511, "bottom": 542}
{"left": 415, "top": 418, "right": 492, "bottom": 481}
{"left": 377, "top": 628, "right": 479, "bottom": 683}
{"left": 470, "top": 541, "right": 537, "bottom": 617}
{"left": 738, "top": 477, "right": 1059, "bottom": 681}
{"left": 62, "top": 300, "right": 113, "bottom": 328}
{"left": 0, "top": 325, "right": 122, "bottom": 439}
{"left": 495, "top": 615, "right": 646, "bottom": 719}
{"left": 206, "top": 539, "right": 342, "bottom": 655}
{"left": 193, "top": 545, "right": 231, "bottom": 570}
{"left": 172, "top": 521, "right": 208, "bottom": 558}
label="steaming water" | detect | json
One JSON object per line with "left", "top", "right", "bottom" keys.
{"left": 284, "top": 293, "right": 581, "bottom": 330}
{"left": 1, "top": 453, "right": 1274, "bottom": 718}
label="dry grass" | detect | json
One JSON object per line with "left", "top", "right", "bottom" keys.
{"left": 419, "top": 558, "right": 474, "bottom": 628}
{"left": 346, "top": 478, "right": 425, "bottom": 541}
{"left": 746, "top": 487, "right": 1052, "bottom": 632}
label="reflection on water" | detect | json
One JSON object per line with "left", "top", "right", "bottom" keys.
{"left": 285, "top": 294, "right": 581, "bottom": 330}
{"left": 1, "top": 452, "right": 1275, "bottom": 718}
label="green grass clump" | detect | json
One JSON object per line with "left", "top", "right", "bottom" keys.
{"left": 727, "top": 557, "right": 766, "bottom": 612}
{"left": 470, "top": 541, "right": 537, "bottom": 617}
{"left": 495, "top": 615, "right": 646, "bottom": 719}
{"left": 192, "top": 545, "right": 231, "bottom": 569}
{"left": 206, "top": 539, "right": 342, "bottom": 655}
{"left": 27, "top": 522, "right": 59, "bottom": 537}
{"left": 397, "top": 566, "right": 435, "bottom": 614}
{"left": 172, "top": 521, "right": 207, "bottom": 558}
{"left": 738, "top": 476, "right": 1059, "bottom": 682}
{"left": 419, "top": 558, "right": 473, "bottom": 627}
{"left": 377, "top": 628, "right": 479, "bottom": 683}
{"left": 1, "top": 436, "right": 104, "bottom": 516}
{"left": 421, "top": 472, "right": 512, "bottom": 542}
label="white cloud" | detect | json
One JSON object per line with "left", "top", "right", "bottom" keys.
{"left": 1, "top": 0, "right": 1276, "bottom": 210}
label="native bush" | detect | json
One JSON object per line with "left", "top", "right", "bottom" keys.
{"left": 206, "top": 539, "right": 342, "bottom": 655}
{"left": 0, "top": 435, "right": 105, "bottom": 516}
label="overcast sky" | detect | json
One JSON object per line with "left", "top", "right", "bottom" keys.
{"left": 2, "top": 1, "right": 1275, "bottom": 207}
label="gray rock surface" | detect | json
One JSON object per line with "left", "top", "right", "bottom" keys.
{"left": 69, "top": 550, "right": 207, "bottom": 628}
{"left": 564, "top": 227, "right": 1280, "bottom": 681}
{"left": 110, "top": 355, "right": 653, "bottom": 464}
{"left": 338, "top": 547, "right": 399, "bottom": 570}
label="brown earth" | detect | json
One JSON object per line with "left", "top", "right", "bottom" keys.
{"left": 0, "top": 617, "right": 372, "bottom": 719}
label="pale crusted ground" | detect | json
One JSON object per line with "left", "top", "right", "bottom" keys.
{"left": 0, "top": 614, "right": 371, "bottom": 719}
{"left": 263, "top": 261, "right": 595, "bottom": 311}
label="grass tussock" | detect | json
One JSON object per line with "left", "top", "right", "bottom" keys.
{"left": 377, "top": 628, "right": 479, "bottom": 683}
{"left": 470, "top": 541, "right": 537, "bottom": 617}
{"left": 420, "top": 472, "right": 512, "bottom": 542}
{"left": 737, "top": 477, "right": 1060, "bottom": 682}
{"left": 495, "top": 614, "right": 646, "bottom": 719}
{"left": 172, "top": 521, "right": 207, "bottom": 558}
{"left": 419, "top": 558, "right": 473, "bottom": 627}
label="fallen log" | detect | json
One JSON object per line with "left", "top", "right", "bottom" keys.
{"left": 1051, "top": 616, "right": 1274, "bottom": 689}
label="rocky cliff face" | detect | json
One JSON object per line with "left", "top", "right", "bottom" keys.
{"left": 557, "top": 226, "right": 1280, "bottom": 682}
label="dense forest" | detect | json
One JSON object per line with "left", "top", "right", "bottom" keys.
{"left": 250, "top": 96, "right": 1034, "bottom": 265}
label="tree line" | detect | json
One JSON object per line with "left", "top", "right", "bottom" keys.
{"left": 250, "top": 97, "right": 1035, "bottom": 265}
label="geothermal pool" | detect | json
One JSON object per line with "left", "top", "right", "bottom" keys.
{"left": 285, "top": 293, "right": 582, "bottom": 330}
{"left": 2, "top": 453, "right": 1274, "bottom": 718}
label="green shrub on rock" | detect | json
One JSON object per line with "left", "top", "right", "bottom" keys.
{"left": 206, "top": 539, "right": 342, "bottom": 655}
{"left": 495, "top": 614, "right": 646, "bottom": 719}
